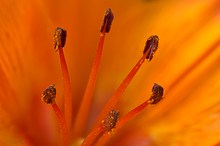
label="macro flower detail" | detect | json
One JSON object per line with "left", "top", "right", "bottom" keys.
{"left": 102, "top": 110, "right": 119, "bottom": 132}
{"left": 41, "top": 8, "right": 160, "bottom": 146}
{"left": 147, "top": 83, "right": 164, "bottom": 104}
{"left": 144, "top": 35, "right": 159, "bottom": 61}
{"left": 41, "top": 85, "right": 56, "bottom": 104}
{"left": 2, "top": 1, "right": 220, "bottom": 146}
{"left": 100, "top": 8, "right": 114, "bottom": 33}
{"left": 54, "top": 27, "right": 67, "bottom": 51}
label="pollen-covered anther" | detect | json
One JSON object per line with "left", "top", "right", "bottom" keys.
{"left": 148, "top": 83, "right": 164, "bottom": 104}
{"left": 42, "top": 85, "right": 56, "bottom": 104}
{"left": 100, "top": 8, "right": 114, "bottom": 33}
{"left": 143, "top": 35, "right": 159, "bottom": 61}
{"left": 102, "top": 110, "right": 119, "bottom": 132}
{"left": 54, "top": 27, "right": 67, "bottom": 51}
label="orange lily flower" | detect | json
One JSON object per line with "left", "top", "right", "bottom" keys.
{"left": 1, "top": 0, "right": 220, "bottom": 146}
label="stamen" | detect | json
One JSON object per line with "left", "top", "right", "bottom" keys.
{"left": 143, "top": 35, "right": 159, "bottom": 61}
{"left": 81, "top": 110, "right": 119, "bottom": 146}
{"left": 147, "top": 83, "right": 164, "bottom": 104}
{"left": 54, "top": 27, "right": 73, "bottom": 129}
{"left": 41, "top": 84, "right": 56, "bottom": 104}
{"left": 51, "top": 103, "right": 69, "bottom": 146}
{"left": 102, "top": 110, "right": 119, "bottom": 132}
{"left": 96, "top": 84, "right": 164, "bottom": 146}
{"left": 94, "top": 35, "right": 159, "bottom": 126}
{"left": 54, "top": 27, "right": 67, "bottom": 51}
{"left": 42, "top": 85, "right": 69, "bottom": 146}
{"left": 100, "top": 8, "right": 114, "bottom": 33}
{"left": 117, "top": 84, "right": 163, "bottom": 128}
{"left": 81, "top": 126, "right": 104, "bottom": 146}
{"left": 74, "top": 9, "right": 114, "bottom": 137}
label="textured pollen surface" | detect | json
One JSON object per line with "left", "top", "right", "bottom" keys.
{"left": 100, "top": 8, "right": 114, "bottom": 33}
{"left": 54, "top": 27, "right": 67, "bottom": 51}
{"left": 143, "top": 35, "right": 159, "bottom": 61}
{"left": 148, "top": 83, "right": 163, "bottom": 104}
{"left": 102, "top": 110, "right": 119, "bottom": 131}
{"left": 42, "top": 85, "right": 56, "bottom": 104}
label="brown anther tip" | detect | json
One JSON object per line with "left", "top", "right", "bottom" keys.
{"left": 100, "top": 8, "right": 114, "bottom": 33}
{"left": 143, "top": 35, "right": 159, "bottom": 61}
{"left": 42, "top": 85, "right": 56, "bottom": 104}
{"left": 148, "top": 83, "right": 163, "bottom": 104}
{"left": 102, "top": 110, "right": 119, "bottom": 131}
{"left": 54, "top": 27, "right": 67, "bottom": 51}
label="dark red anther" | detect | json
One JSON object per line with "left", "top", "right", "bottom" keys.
{"left": 42, "top": 85, "right": 56, "bottom": 104}
{"left": 100, "top": 8, "right": 114, "bottom": 33}
{"left": 54, "top": 27, "right": 67, "bottom": 51}
{"left": 143, "top": 35, "right": 159, "bottom": 61}
{"left": 148, "top": 83, "right": 163, "bottom": 104}
{"left": 102, "top": 110, "right": 119, "bottom": 131}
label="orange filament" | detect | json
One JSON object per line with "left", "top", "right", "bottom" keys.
{"left": 96, "top": 83, "right": 163, "bottom": 146}
{"left": 43, "top": 9, "right": 161, "bottom": 145}
{"left": 82, "top": 35, "right": 159, "bottom": 146}
{"left": 58, "top": 48, "right": 73, "bottom": 130}
{"left": 81, "top": 110, "right": 119, "bottom": 146}
{"left": 81, "top": 125, "right": 105, "bottom": 146}
{"left": 85, "top": 53, "right": 149, "bottom": 143}
{"left": 51, "top": 102, "right": 69, "bottom": 146}
{"left": 94, "top": 35, "right": 159, "bottom": 126}
{"left": 117, "top": 101, "right": 149, "bottom": 129}
{"left": 94, "top": 51, "right": 149, "bottom": 126}
{"left": 95, "top": 101, "right": 149, "bottom": 146}
{"left": 74, "top": 31, "right": 106, "bottom": 137}
{"left": 74, "top": 8, "right": 114, "bottom": 137}
{"left": 53, "top": 27, "right": 72, "bottom": 129}
{"left": 42, "top": 85, "right": 69, "bottom": 146}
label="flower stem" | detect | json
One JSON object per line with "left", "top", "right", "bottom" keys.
{"left": 59, "top": 48, "right": 72, "bottom": 130}
{"left": 74, "top": 31, "right": 106, "bottom": 137}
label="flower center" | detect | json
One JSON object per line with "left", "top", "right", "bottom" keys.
{"left": 41, "top": 8, "right": 163, "bottom": 146}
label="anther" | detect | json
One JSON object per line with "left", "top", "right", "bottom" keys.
{"left": 143, "top": 35, "right": 159, "bottom": 61}
{"left": 82, "top": 110, "right": 119, "bottom": 146}
{"left": 94, "top": 35, "right": 154, "bottom": 126}
{"left": 100, "top": 8, "right": 114, "bottom": 33}
{"left": 95, "top": 84, "right": 164, "bottom": 145}
{"left": 102, "top": 110, "right": 119, "bottom": 132}
{"left": 74, "top": 9, "right": 113, "bottom": 137}
{"left": 148, "top": 83, "right": 164, "bottom": 104}
{"left": 41, "top": 85, "right": 56, "bottom": 104}
{"left": 54, "top": 27, "right": 67, "bottom": 51}
{"left": 54, "top": 27, "right": 72, "bottom": 129}
{"left": 41, "top": 84, "right": 69, "bottom": 145}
